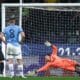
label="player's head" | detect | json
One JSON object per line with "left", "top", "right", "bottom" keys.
{"left": 45, "top": 54, "right": 51, "bottom": 62}
{"left": 8, "top": 15, "right": 16, "bottom": 24}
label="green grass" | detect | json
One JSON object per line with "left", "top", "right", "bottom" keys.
{"left": 0, "top": 76, "right": 80, "bottom": 80}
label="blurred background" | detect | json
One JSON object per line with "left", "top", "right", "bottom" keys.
{"left": 1, "top": 0, "right": 80, "bottom": 77}
{"left": 0, "top": 0, "right": 80, "bottom": 31}
{"left": 3, "top": 5, "right": 80, "bottom": 76}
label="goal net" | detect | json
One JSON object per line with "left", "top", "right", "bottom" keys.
{"left": 2, "top": 3, "right": 80, "bottom": 77}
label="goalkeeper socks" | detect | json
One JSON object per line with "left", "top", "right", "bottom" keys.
{"left": 18, "top": 64, "right": 24, "bottom": 76}
{"left": 8, "top": 64, "right": 14, "bottom": 76}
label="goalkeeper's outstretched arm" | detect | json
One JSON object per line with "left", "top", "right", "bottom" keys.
{"left": 44, "top": 40, "right": 58, "bottom": 58}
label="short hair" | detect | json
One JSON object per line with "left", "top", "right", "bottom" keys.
{"left": 46, "top": 53, "right": 51, "bottom": 56}
{"left": 8, "top": 15, "right": 16, "bottom": 21}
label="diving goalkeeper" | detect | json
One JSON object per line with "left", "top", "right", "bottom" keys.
{"left": 33, "top": 41, "right": 80, "bottom": 75}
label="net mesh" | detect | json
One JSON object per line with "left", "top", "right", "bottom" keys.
{"left": 4, "top": 5, "right": 80, "bottom": 76}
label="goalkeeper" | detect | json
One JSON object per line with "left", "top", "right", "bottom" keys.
{"left": 34, "top": 41, "right": 80, "bottom": 75}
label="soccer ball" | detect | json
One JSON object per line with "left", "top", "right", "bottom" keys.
{"left": 27, "top": 71, "right": 37, "bottom": 76}
{"left": 27, "top": 71, "right": 31, "bottom": 74}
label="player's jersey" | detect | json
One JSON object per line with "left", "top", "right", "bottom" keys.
{"left": 50, "top": 45, "right": 77, "bottom": 71}
{"left": 3, "top": 24, "right": 23, "bottom": 46}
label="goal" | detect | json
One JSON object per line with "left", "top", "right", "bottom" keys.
{"left": 2, "top": 3, "right": 80, "bottom": 77}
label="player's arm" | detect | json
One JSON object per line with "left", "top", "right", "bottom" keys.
{"left": 44, "top": 41, "right": 58, "bottom": 55}
{"left": 44, "top": 41, "right": 58, "bottom": 61}
{"left": 19, "top": 26, "right": 25, "bottom": 43}
{"left": 21, "top": 31, "right": 25, "bottom": 38}
{"left": 21, "top": 31, "right": 25, "bottom": 43}
{"left": 0, "top": 32, "right": 6, "bottom": 44}
{"left": 51, "top": 44, "right": 58, "bottom": 56}
{"left": 50, "top": 45, "right": 58, "bottom": 61}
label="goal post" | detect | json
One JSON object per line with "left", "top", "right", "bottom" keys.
{"left": 2, "top": 3, "right": 80, "bottom": 77}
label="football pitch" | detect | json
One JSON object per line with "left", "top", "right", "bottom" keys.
{"left": 0, "top": 76, "right": 80, "bottom": 80}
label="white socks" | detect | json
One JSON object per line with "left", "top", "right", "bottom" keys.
{"left": 8, "top": 64, "right": 14, "bottom": 76}
{"left": 17, "top": 64, "right": 24, "bottom": 76}
{"left": 8, "top": 64, "right": 24, "bottom": 76}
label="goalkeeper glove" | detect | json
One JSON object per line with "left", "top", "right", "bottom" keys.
{"left": 44, "top": 41, "right": 52, "bottom": 47}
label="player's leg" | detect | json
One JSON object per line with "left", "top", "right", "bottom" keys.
{"left": 76, "top": 63, "right": 80, "bottom": 67}
{"left": 7, "top": 58, "right": 14, "bottom": 77}
{"left": 64, "top": 61, "right": 80, "bottom": 76}
{"left": 75, "top": 63, "right": 80, "bottom": 76}
{"left": 16, "top": 46, "right": 24, "bottom": 77}
{"left": 68, "top": 60, "right": 80, "bottom": 76}
{"left": 17, "top": 59, "right": 24, "bottom": 77}
{"left": 6, "top": 44, "right": 14, "bottom": 77}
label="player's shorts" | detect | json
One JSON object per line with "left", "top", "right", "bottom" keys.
{"left": 6, "top": 43, "right": 22, "bottom": 59}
